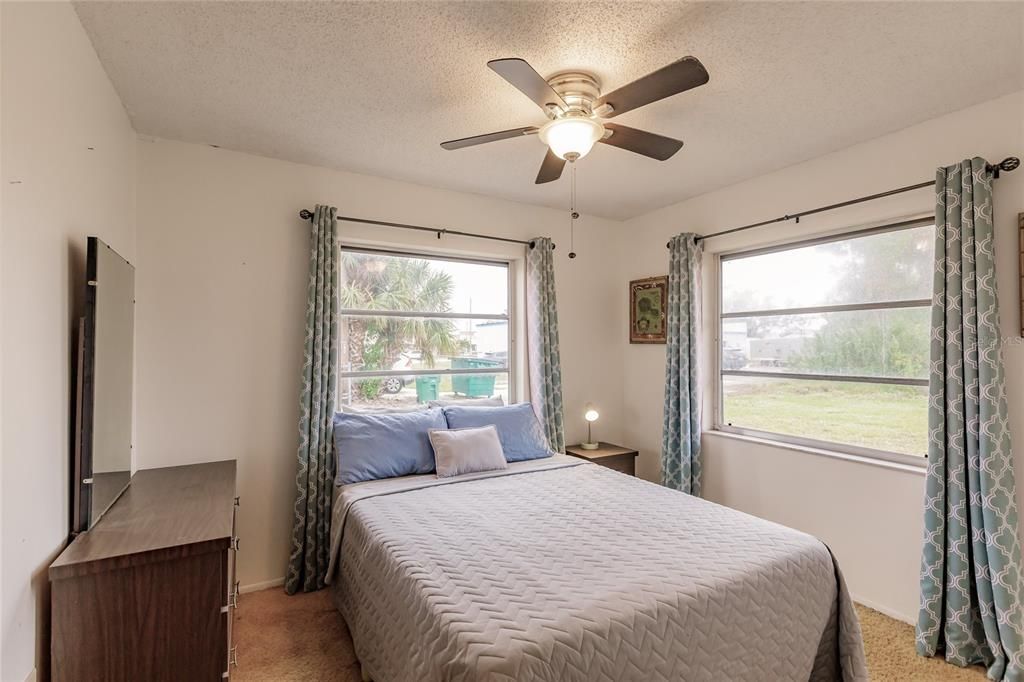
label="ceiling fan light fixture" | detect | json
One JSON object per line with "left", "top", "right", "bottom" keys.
{"left": 539, "top": 117, "right": 604, "bottom": 161}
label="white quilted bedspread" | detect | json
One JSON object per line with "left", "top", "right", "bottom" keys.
{"left": 328, "top": 457, "right": 867, "bottom": 682}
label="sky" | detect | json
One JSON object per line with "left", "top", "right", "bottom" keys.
{"left": 721, "top": 224, "right": 934, "bottom": 313}
{"left": 436, "top": 258, "right": 509, "bottom": 316}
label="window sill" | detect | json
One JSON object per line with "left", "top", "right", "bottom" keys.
{"left": 702, "top": 429, "right": 928, "bottom": 475}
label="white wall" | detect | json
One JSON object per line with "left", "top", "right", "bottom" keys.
{"left": 133, "top": 138, "right": 625, "bottom": 591}
{"left": 618, "top": 91, "right": 1024, "bottom": 622}
{"left": 0, "top": 3, "right": 137, "bottom": 680}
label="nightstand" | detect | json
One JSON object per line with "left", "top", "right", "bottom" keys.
{"left": 565, "top": 442, "right": 638, "bottom": 476}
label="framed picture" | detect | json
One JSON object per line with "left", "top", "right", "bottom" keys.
{"left": 630, "top": 276, "right": 668, "bottom": 344}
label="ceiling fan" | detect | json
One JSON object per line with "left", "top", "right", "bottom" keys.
{"left": 441, "top": 56, "right": 709, "bottom": 184}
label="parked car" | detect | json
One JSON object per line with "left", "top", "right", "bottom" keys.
{"left": 382, "top": 355, "right": 416, "bottom": 393}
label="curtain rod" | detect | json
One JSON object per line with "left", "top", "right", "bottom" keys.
{"left": 298, "top": 209, "right": 554, "bottom": 250}
{"left": 667, "top": 156, "right": 1020, "bottom": 248}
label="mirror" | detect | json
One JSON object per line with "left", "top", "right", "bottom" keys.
{"left": 73, "top": 237, "right": 134, "bottom": 532}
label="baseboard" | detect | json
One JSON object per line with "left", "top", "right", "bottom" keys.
{"left": 852, "top": 594, "right": 915, "bottom": 625}
{"left": 24, "top": 668, "right": 37, "bottom": 682}
{"left": 240, "top": 577, "right": 284, "bottom": 594}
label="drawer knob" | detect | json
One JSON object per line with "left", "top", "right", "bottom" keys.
{"left": 231, "top": 537, "right": 240, "bottom": 552}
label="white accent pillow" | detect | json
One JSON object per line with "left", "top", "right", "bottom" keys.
{"left": 428, "top": 425, "right": 508, "bottom": 478}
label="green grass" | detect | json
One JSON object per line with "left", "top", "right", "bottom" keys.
{"left": 723, "top": 379, "right": 928, "bottom": 456}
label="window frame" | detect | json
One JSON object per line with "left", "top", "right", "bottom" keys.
{"left": 337, "top": 244, "right": 516, "bottom": 405}
{"left": 714, "top": 217, "right": 934, "bottom": 469}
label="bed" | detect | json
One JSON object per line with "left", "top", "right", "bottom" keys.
{"left": 327, "top": 455, "right": 867, "bottom": 682}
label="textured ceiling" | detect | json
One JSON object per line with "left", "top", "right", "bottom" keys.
{"left": 75, "top": 2, "right": 1023, "bottom": 220}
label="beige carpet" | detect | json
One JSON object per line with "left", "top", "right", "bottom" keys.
{"left": 234, "top": 587, "right": 988, "bottom": 681}
{"left": 234, "top": 587, "right": 362, "bottom": 681}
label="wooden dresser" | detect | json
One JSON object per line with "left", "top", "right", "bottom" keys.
{"left": 50, "top": 460, "right": 239, "bottom": 681}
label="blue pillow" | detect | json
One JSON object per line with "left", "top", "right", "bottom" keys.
{"left": 442, "top": 403, "right": 552, "bottom": 462}
{"left": 333, "top": 408, "right": 447, "bottom": 485}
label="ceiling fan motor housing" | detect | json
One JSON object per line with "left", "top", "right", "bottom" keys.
{"left": 545, "top": 71, "right": 602, "bottom": 116}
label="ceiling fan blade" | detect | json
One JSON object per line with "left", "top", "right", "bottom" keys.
{"left": 488, "top": 58, "right": 567, "bottom": 114}
{"left": 440, "top": 126, "right": 538, "bottom": 150}
{"left": 595, "top": 57, "right": 709, "bottom": 118}
{"left": 535, "top": 149, "right": 566, "bottom": 184}
{"left": 599, "top": 123, "right": 683, "bottom": 161}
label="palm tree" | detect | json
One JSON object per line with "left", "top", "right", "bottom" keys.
{"left": 340, "top": 253, "right": 466, "bottom": 395}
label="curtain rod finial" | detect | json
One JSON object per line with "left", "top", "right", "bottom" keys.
{"left": 990, "top": 157, "right": 1020, "bottom": 179}
{"left": 299, "top": 209, "right": 314, "bottom": 221}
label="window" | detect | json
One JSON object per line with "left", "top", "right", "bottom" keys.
{"left": 339, "top": 247, "right": 512, "bottom": 409}
{"left": 717, "top": 220, "right": 934, "bottom": 464}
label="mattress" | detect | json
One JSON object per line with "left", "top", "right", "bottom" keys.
{"left": 327, "top": 456, "right": 867, "bottom": 682}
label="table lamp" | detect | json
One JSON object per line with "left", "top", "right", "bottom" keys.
{"left": 582, "top": 404, "right": 600, "bottom": 450}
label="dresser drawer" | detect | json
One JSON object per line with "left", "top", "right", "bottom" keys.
{"left": 52, "top": 550, "right": 228, "bottom": 682}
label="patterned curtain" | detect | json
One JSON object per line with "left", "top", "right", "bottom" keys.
{"left": 661, "top": 233, "right": 703, "bottom": 495}
{"left": 916, "top": 159, "right": 1024, "bottom": 679}
{"left": 526, "top": 237, "right": 565, "bottom": 453}
{"left": 285, "top": 205, "right": 339, "bottom": 594}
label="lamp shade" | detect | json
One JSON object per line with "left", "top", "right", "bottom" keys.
{"left": 584, "top": 406, "right": 599, "bottom": 422}
{"left": 539, "top": 117, "right": 604, "bottom": 161}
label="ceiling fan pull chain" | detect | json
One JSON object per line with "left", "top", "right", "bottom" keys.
{"left": 568, "top": 163, "right": 579, "bottom": 259}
